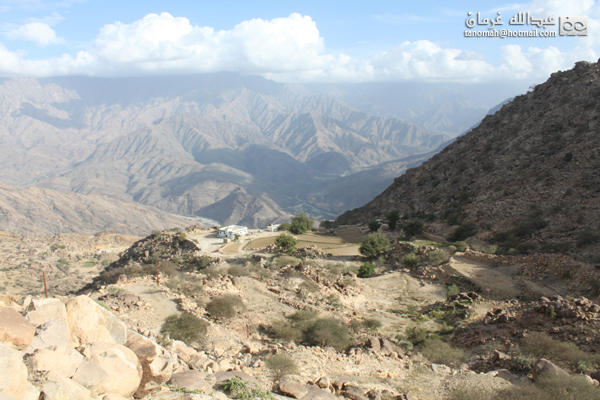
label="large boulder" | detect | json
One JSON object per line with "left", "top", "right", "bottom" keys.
{"left": 28, "top": 320, "right": 71, "bottom": 351}
{"left": 25, "top": 298, "right": 69, "bottom": 328}
{"left": 0, "top": 343, "right": 27, "bottom": 400}
{"left": 66, "top": 296, "right": 127, "bottom": 345}
{"left": 0, "top": 307, "right": 35, "bottom": 350}
{"left": 27, "top": 346, "right": 84, "bottom": 378}
{"left": 532, "top": 358, "right": 570, "bottom": 380}
{"left": 42, "top": 371, "right": 94, "bottom": 400}
{"left": 124, "top": 331, "right": 174, "bottom": 398}
{"left": 84, "top": 342, "right": 143, "bottom": 397}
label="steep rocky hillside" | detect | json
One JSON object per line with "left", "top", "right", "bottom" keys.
{"left": 0, "top": 74, "right": 453, "bottom": 228}
{"left": 339, "top": 60, "right": 600, "bottom": 261}
{"left": 0, "top": 181, "right": 191, "bottom": 235}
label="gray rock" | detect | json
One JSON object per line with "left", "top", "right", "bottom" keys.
{"left": 532, "top": 358, "right": 569, "bottom": 380}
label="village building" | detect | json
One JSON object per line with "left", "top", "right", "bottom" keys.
{"left": 217, "top": 225, "right": 248, "bottom": 239}
{"left": 266, "top": 224, "right": 280, "bottom": 232}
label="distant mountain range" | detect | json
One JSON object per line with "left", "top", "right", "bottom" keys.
{"left": 0, "top": 73, "right": 519, "bottom": 233}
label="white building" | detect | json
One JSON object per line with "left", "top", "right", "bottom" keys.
{"left": 266, "top": 224, "right": 280, "bottom": 232}
{"left": 217, "top": 225, "right": 248, "bottom": 239}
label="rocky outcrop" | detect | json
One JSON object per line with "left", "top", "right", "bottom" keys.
{"left": 66, "top": 296, "right": 128, "bottom": 345}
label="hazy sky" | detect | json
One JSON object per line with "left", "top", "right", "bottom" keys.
{"left": 0, "top": 0, "right": 597, "bottom": 83}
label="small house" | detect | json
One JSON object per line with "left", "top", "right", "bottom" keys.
{"left": 266, "top": 224, "right": 280, "bottom": 232}
{"left": 217, "top": 225, "right": 248, "bottom": 239}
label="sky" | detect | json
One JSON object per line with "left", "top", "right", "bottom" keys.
{"left": 0, "top": 0, "right": 598, "bottom": 84}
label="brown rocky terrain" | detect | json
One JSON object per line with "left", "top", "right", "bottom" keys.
{"left": 3, "top": 224, "right": 600, "bottom": 399}
{"left": 0, "top": 181, "right": 192, "bottom": 236}
{"left": 338, "top": 60, "right": 600, "bottom": 262}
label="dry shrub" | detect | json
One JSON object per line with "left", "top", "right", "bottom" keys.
{"left": 206, "top": 295, "right": 245, "bottom": 319}
{"left": 265, "top": 354, "right": 298, "bottom": 382}
{"left": 302, "top": 317, "right": 351, "bottom": 350}
{"left": 420, "top": 338, "right": 465, "bottom": 366}
{"left": 519, "top": 332, "right": 592, "bottom": 371}
{"left": 160, "top": 313, "right": 208, "bottom": 345}
{"left": 228, "top": 264, "right": 250, "bottom": 277}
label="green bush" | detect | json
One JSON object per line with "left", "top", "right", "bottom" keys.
{"left": 405, "top": 325, "right": 429, "bottom": 344}
{"left": 279, "top": 222, "right": 291, "bottom": 231}
{"left": 303, "top": 317, "right": 351, "bottom": 350}
{"left": 420, "top": 338, "right": 465, "bottom": 366}
{"left": 446, "top": 284, "right": 460, "bottom": 298}
{"left": 359, "top": 232, "right": 390, "bottom": 259}
{"left": 453, "top": 241, "right": 468, "bottom": 252}
{"left": 275, "top": 233, "right": 298, "bottom": 254}
{"left": 265, "top": 354, "right": 298, "bottom": 382}
{"left": 403, "top": 220, "right": 423, "bottom": 237}
{"left": 402, "top": 253, "right": 420, "bottom": 269}
{"left": 447, "top": 222, "right": 478, "bottom": 242}
{"left": 386, "top": 210, "right": 400, "bottom": 231}
{"left": 160, "top": 313, "right": 208, "bottom": 345}
{"left": 222, "top": 377, "right": 273, "bottom": 400}
{"left": 206, "top": 295, "right": 244, "bottom": 319}
{"left": 368, "top": 220, "right": 381, "bottom": 232}
{"left": 427, "top": 250, "right": 449, "bottom": 265}
{"left": 357, "top": 262, "right": 376, "bottom": 278}
{"left": 289, "top": 213, "right": 314, "bottom": 234}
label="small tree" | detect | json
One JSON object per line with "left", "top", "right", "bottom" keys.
{"left": 403, "top": 220, "right": 423, "bottom": 237}
{"left": 279, "top": 222, "right": 291, "bottom": 231}
{"left": 357, "top": 262, "right": 376, "bottom": 278}
{"left": 385, "top": 210, "right": 400, "bottom": 231}
{"left": 368, "top": 220, "right": 381, "bottom": 232}
{"left": 290, "top": 213, "right": 314, "bottom": 234}
{"left": 321, "top": 220, "right": 337, "bottom": 229}
{"left": 275, "top": 233, "right": 298, "bottom": 254}
{"left": 359, "top": 232, "right": 390, "bottom": 259}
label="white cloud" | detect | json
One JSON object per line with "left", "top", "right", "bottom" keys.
{"left": 0, "top": 1, "right": 598, "bottom": 82}
{"left": 7, "top": 22, "right": 62, "bottom": 46}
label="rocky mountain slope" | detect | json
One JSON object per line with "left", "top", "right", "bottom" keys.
{"left": 0, "top": 74, "right": 453, "bottom": 229}
{"left": 338, "top": 60, "right": 600, "bottom": 261}
{"left": 0, "top": 181, "right": 191, "bottom": 235}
